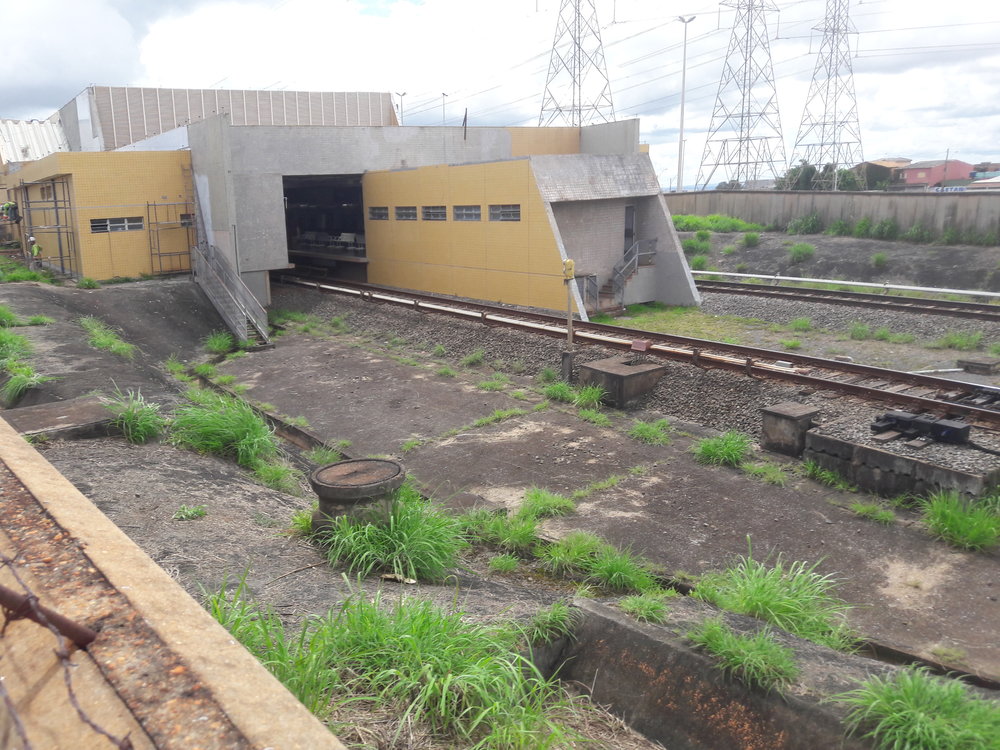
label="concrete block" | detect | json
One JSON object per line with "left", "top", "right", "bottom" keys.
{"left": 761, "top": 402, "right": 819, "bottom": 457}
{"left": 804, "top": 431, "right": 854, "bottom": 460}
{"left": 577, "top": 356, "right": 666, "bottom": 408}
{"left": 957, "top": 358, "right": 1000, "bottom": 375}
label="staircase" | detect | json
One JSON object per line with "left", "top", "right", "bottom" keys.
{"left": 598, "top": 239, "right": 658, "bottom": 311}
{"left": 191, "top": 242, "right": 270, "bottom": 345}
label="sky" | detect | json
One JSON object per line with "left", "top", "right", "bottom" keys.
{"left": 3, "top": 0, "right": 999, "bottom": 188}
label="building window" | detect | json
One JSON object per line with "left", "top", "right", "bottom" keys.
{"left": 489, "top": 204, "right": 520, "bottom": 222}
{"left": 453, "top": 205, "right": 481, "bottom": 221}
{"left": 369, "top": 206, "right": 389, "bottom": 220}
{"left": 422, "top": 205, "right": 447, "bottom": 221}
{"left": 90, "top": 217, "right": 144, "bottom": 233}
{"left": 395, "top": 206, "right": 417, "bottom": 221}
{"left": 180, "top": 213, "right": 194, "bottom": 227}
{"left": 39, "top": 185, "right": 54, "bottom": 200}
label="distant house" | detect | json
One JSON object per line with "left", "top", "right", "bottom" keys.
{"left": 967, "top": 175, "right": 1000, "bottom": 191}
{"left": 897, "top": 159, "right": 974, "bottom": 188}
{"left": 853, "top": 158, "right": 911, "bottom": 188}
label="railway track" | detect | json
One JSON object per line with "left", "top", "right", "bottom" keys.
{"left": 695, "top": 279, "right": 1000, "bottom": 323}
{"left": 277, "top": 274, "right": 1000, "bottom": 430}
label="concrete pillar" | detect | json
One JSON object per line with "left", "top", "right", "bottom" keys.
{"left": 761, "top": 402, "right": 820, "bottom": 457}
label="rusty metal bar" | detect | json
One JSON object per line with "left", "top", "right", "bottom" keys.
{"left": 0, "top": 583, "right": 97, "bottom": 649}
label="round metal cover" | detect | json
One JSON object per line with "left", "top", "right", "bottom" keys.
{"left": 309, "top": 458, "right": 406, "bottom": 501}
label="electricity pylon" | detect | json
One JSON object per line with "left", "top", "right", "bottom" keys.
{"left": 697, "top": 0, "right": 786, "bottom": 190}
{"left": 792, "top": 0, "right": 864, "bottom": 189}
{"left": 539, "top": 0, "right": 615, "bottom": 127}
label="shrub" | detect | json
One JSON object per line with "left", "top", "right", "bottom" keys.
{"left": 320, "top": 484, "right": 466, "bottom": 581}
{"left": 826, "top": 219, "right": 853, "bottom": 236}
{"left": 682, "top": 237, "right": 711, "bottom": 255}
{"left": 902, "top": 224, "right": 936, "bottom": 243}
{"left": 628, "top": 418, "right": 672, "bottom": 445}
{"left": 688, "top": 618, "right": 799, "bottom": 692}
{"left": 741, "top": 232, "right": 760, "bottom": 247}
{"left": 786, "top": 213, "right": 823, "bottom": 235}
{"left": 787, "top": 242, "right": 815, "bottom": 263}
{"left": 834, "top": 667, "right": 1000, "bottom": 750}
{"left": 852, "top": 217, "right": 873, "bottom": 238}
{"left": 170, "top": 388, "right": 277, "bottom": 468}
{"left": 871, "top": 252, "right": 889, "bottom": 270}
{"left": 695, "top": 229, "right": 711, "bottom": 242}
{"left": 922, "top": 491, "right": 999, "bottom": 551}
{"left": 105, "top": 389, "right": 167, "bottom": 444}
{"left": 694, "top": 552, "right": 854, "bottom": 650}
{"left": 692, "top": 431, "right": 752, "bottom": 467}
{"left": 689, "top": 254, "right": 709, "bottom": 270}
{"left": 871, "top": 218, "right": 899, "bottom": 240}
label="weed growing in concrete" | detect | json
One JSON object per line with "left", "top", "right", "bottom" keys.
{"left": 628, "top": 418, "right": 672, "bottom": 445}
{"left": 289, "top": 504, "right": 316, "bottom": 535}
{"left": 193, "top": 362, "right": 217, "bottom": 379}
{"left": 0, "top": 304, "right": 21, "bottom": 327}
{"left": 472, "top": 408, "right": 527, "bottom": 428}
{"left": 537, "top": 366, "right": 559, "bottom": 383}
{"left": 304, "top": 445, "right": 344, "bottom": 465}
{"left": 742, "top": 461, "right": 788, "bottom": 487}
{"left": 436, "top": 365, "right": 457, "bottom": 377}
{"left": 781, "top": 339, "right": 801, "bottom": 350}
{"left": 688, "top": 618, "right": 799, "bottom": 693}
{"left": 488, "top": 553, "right": 520, "bottom": 573}
{"left": 834, "top": 667, "right": 1000, "bottom": 750}
{"left": 619, "top": 591, "right": 675, "bottom": 624}
{"left": 694, "top": 551, "right": 854, "bottom": 650}
{"left": 573, "top": 385, "right": 607, "bottom": 409}
{"left": 214, "top": 374, "right": 236, "bottom": 386}
{"left": 526, "top": 600, "right": 578, "bottom": 645}
{"left": 461, "top": 349, "right": 485, "bottom": 367}
{"left": 170, "top": 387, "right": 278, "bottom": 469}
{"left": 921, "top": 491, "right": 999, "bottom": 551}
{"left": 252, "top": 461, "right": 304, "bottom": 495}
{"left": 284, "top": 415, "right": 310, "bottom": 428}
{"left": 207, "top": 582, "right": 575, "bottom": 748}
{"left": 802, "top": 460, "right": 856, "bottom": 492}
{"left": 25, "top": 314, "right": 54, "bottom": 326}
{"left": 77, "top": 277, "right": 101, "bottom": 289}
{"left": 1, "top": 360, "right": 54, "bottom": 404}
{"left": 203, "top": 330, "right": 236, "bottom": 354}
{"left": 478, "top": 372, "right": 511, "bottom": 391}
{"left": 460, "top": 508, "right": 539, "bottom": 554}
{"left": 692, "top": 431, "right": 752, "bottom": 467}
{"left": 570, "top": 474, "right": 623, "bottom": 500}
{"left": 577, "top": 408, "right": 610, "bottom": 427}
{"left": 0, "top": 329, "right": 32, "bottom": 361}
{"left": 256, "top": 402, "right": 277, "bottom": 412}
{"left": 79, "top": 316, "right": 135, "bottom": 359}
{"left": 105, "top": 388, "right": 166, "bottom": 444}
{"left": 930, "top": 330, "right": 983, "bottom": 351}
{"left": 519, "top": 487, "right": 575, "bottom": 520}
{"left": 543, "top": 382, "right": 575, "bottom": 403}
{"left": 586, "top": 545, "right": 658, "bottom": 593}
{"left": 741, "top": 231, "right": 760, "bottom": 247}
{"left": 789, "top": 317, "right": 812, "bottom": 332}
{"left": 225, "top": 350, "right": 248, "bottom": 361}
{"left": 173, "top": 504, "right": 207, "bottom": 520}
{"left": 929, "top": 646, "right": 967, "bottom": 665}
{"left": 787, "top": 243, "right": 815, "bottom": 263}
{"left": 536, "top": 531, "right": 606, "bottom": 576}
{"left": 400, "top": 438, "right": 424, "bottom": 453}
{"left": 320, "top": 484, "right": 466, "bottom": 581}
{"left": 850, "top": 502, "right": 895, "bottom": 524}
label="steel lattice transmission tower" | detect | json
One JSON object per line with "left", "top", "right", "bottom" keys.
{"left": 697, "top": 0, "right": 786, "bottom": 190}
{"left": 539, "top": 0, "right": 615, "bottom": 127}
{"left": 792, "top": 0, "right": 863, "bottom": 189}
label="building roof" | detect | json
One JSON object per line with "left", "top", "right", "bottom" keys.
{"left": 530, "top": 153, "right": 659, "bottom": 201}
{"left": 0, "top": 119, "right": 68, "bottom": 164}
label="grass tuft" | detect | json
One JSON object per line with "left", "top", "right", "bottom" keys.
{"left": 203, "top": 330, "right": 236, "bottom": 354}
{"left": 105, "top": 388, "right": 166, "bottom": 444}
{"left": 577, "top": 408, "right": 611, "bottom": 427}
{"left": 519, "top": 487, "right": 575, "bottom": 520}
{"left": 173, "top": 504, "right": 207, "bottom": 520}
{"left": 79, "top": 316, "right": 135, "bottom": 359}
{"left": 525, "top": 600, "right": 578, "bottom": 645}
{"left": 619, "top": 591, "right": 675, "bottom": 624}
{"left": 573, "top": 384, "right": 605, "bottom": 409}
{"left": 688, "top": 618, "right": 799, "bottom": 693}
{"left": 693, "top": 431, "right": 752, "bottom": 467}
{"left": 921, "top": 491, "right": 999, "bottom": 551}
{"left": 170, "top": 388, "right": 277, "bottom": 468}
{"left": 628, "top": 418, "right": 672, "bottom": 445}
{"left": 850, "top": 502, "right": 895, "bottom": 525}
{"left": 542, "top": 382, "right": 575, "bottom": 403}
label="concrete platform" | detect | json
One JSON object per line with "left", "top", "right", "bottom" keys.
{"left": 4, "top": 396, "right": 113, "bottom": 439}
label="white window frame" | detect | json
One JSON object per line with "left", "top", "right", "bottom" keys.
{"left": 90, "top": 216, "right": 144, "bottom": 233}
{"left": 368, "top": 206, "right": 389, "bottom": 220}
{"left": 489, "top": 204, "right": 520, "bottom": 222}
{"left": 395, "top": 206, "right": 417, "bottom": 221}
{"left": 453, "top": 205, "right": 481, "bottom": 221}
{"left": 422, "top": 205, "right": 447, "bottom": 221}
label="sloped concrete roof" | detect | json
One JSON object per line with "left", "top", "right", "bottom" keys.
{"left": 530, "top": 153, "right": 660, "bottom": 202}
{"left": 0, "top": 118, "right": 68, "bottom": 164}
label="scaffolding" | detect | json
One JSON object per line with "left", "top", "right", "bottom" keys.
{"left": 147, "top": 200, "right": 194, "bottom": 275}
{"left": 19, "top": 177, "right": 78, "bottom": 276}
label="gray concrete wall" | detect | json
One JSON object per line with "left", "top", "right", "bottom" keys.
{"left": 188, "top": 117, "right": 235, "bottom": 264}
{"left": 647, "top": 193, "right": 701, "bottom": 306}
{"left": 552, "top": 198, "right": 628, "bottom": 281}
{"left": 666, "top": 190, "right": 1000, "bottom": 237}
{"left": 580, "top": 120, "right": 640, "bottom": 155}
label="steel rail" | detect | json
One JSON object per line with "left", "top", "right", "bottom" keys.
{"left": 695, "top": 279, "right": 1000, "bottom": 322}
{"left": 277, "top": 275, "right": 1000, "bottom": 428}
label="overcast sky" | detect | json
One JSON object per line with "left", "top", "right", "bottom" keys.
{"left": 4, "top": 0, "right": 998, "bottom": 188}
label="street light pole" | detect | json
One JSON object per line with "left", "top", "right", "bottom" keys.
{"left": 677, "top": 15, "right": 696, "bottom": 192}
{"left": 396, "top": 92, "right": 406, "bottom": 125}
{"left": 441, "top": 93, "right": 448, "bottom": 125}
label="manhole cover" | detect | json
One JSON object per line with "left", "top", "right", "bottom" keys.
{"left": 310, "top": 458, "right": 405, "bottom": 501}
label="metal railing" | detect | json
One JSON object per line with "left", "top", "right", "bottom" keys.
{"left": 576, "top": 274, "right": 600, "bottom": 311}
{"left": 611, "top": 238, "right": 657, "bottom": 304}
{"left": 192, "top": 242, "right": 270, "bottom": 343}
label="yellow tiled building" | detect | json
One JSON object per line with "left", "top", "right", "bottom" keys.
{"left": 3, "top": 151, "right": 193, "bottom": 279}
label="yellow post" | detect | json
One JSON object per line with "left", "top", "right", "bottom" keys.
{"left": 562, "top": 259, "right": 575, "bottom": 348}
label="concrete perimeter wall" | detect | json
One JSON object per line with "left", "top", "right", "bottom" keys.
{"left": 665, "top": 190, "right": 1000, "bottom": 237}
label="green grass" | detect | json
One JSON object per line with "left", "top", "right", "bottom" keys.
{"left": 848, "top": 322, "right": 872, "bottom": 340}
{"left": 619, "top": 591, "right": 675, "bottom": 624}
{"left": 543, "top": 382, "right": 575, "bottom": 403}
{"left": 0, "top": 329, "right": 32, "bottom": 361}
{"left": 789, "top": 317, "right": 812, "bottom": 332}
{"left": 780, "top": 339, "right": 801, "bottom": 350}
{"left": 834, "top": 667, "right": 1000, "bottom": 750}
{"left": 303, "top": 445, "right": 344, "bottom": 465}
{"left": 802, "top": 460, "right": 857, "bottom": 492}
{"left": 0, "top": 304, "right": 22, "bottom": 327}
{"left": 681, "top": 238, "right": 711, "bottom": 255}
{"left": 170, "top": 388, "right": 278, "bottom": 468}
{"left": 573, "top": 385, "right": 605, "bottom": 409}
{"left": 850, "top": 502, "right": 895, "bottom": 524}
{"left": 432, "top": 344, "right": 447, "bottom": 357}
{"left": 695, "top": 229, "right": 711, "bottom": 242}
{"left": 577, "top": 408, "right": 610, "bottom": 427}
{"left": 192, "top": 362, "right": 217, "bottom": 379}
{"left": 570, "top": 474, "right": 624, "bottom": 500}
{"left": 537, "top": 366, "right": 559, "bottom": 383}
{"left": 252, "top": 461, "right": 304, "bottom": 494}
{"left": 692, "top": 431, "right": 752, "bottom": 467}
{"left": 203, "top": 330, "right": 236, "bottom": 354}
{"left": 77, "top": 277, "right": 101, "bottom": 289}
{"left": 173, "top": 504, "right": 207, "bottom": 520}
{"left": 688, "top": 254, "right": 709, "bottom": 271}
{"left": 787, "top": 242, "right": 815, "bottom": 263}
{"left": 105, "top": 389, "right": 166, "bottom": 444}
{"left": 472, "top": 407, "right": 527, "bottom": 428}
{"left": 488, "top": 553, "right": 520, "bottom": 573}
{"left": 694, "top": 551, "right": 854, "bottom": 651}
{"left": 535, "top": 531, "right": 606, "bottom": 577}
{"left": 742, "top": 462, "right": 788, "bottom": 487}
{"left": 461, "top": 348, "right": 485, "bottom": 367}
{"left": 25, "top": 315, "right": 52, "bottom": 326}
{"left": 672, "top": 214, "right": 762, "bottom": 233}
{"left": 1, "top": 360, "right": 55, "bottom": 404}
{"left": 214, "top": 374, "right": 236, "bottom": 386}
{"left": 478, "top": 372, "right": 511, "bottom": 391}
{"left": 78, "top": 316, "right": 135, "bottom": 359}
{"left": 436, "top": 365, "right": 457, "bottom": 377}
{"left": 207, "top": 580, "right": 576, "bottom": 747}
{"left": 930, "top": 331, "right": 984, "bottom": 351}
{"left": 688, "top": 618, "right": 799, "bottom": 693}
{"left": 319, "top": 484, "right": 466, "bottom": 581}
{"left": 741, "top": 231, "right": 760, "bottom": 247}
{"left": 921, "top": 491, "right": 999, "bottom": 551}
{"left": 519, "top": 487, "right": 575, "bottom": 520}
{"left": 526, "top": 600, "right": 578, "bottom": 645}
{"left": 627, "top": 418, "right": 672, "bottom": 445}
{"left": 461, "top": 509, "right": 540, "bottom": 554}
{"left": 871, "top": 252, "right": 889, "bottom": 269}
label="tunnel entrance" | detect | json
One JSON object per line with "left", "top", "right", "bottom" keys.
{"left": 283, "top": 174, "right": 367, "bottom": 282}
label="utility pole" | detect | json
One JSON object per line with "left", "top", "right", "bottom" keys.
{"left": 792, "top": 0, "right": 864, "bottom": 190}
{"left": 697, "top": 0, "right": 786, "bottom": 190}
{"left": 441, "top": 93, "right": 448, "bottom": 125}
{"left": 396, "top": 92, "right": 406, "bottom": 125}
{"left": 539, "top": 0, "right": 615, "bottom": 126}
{"left": 677, "top": 16, "right": 696, "bottom": 192}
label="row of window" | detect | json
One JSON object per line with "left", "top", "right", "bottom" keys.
{"left": 369, "top": 204, "right": 521, "bottom": 222}
{"left": 91, "top": 217, "right": 144, "bottom": 233}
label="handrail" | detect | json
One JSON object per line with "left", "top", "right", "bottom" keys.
{"left": 191, "top": 242, "right": 270, "bottom": 343}
{"left": 611, "top": 238, "right": 657, "bottom": 304}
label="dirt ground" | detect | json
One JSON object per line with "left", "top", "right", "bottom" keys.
{"left": 685, "top": 230, "right": 1000, "bottom": 292}
{"left": 1, "top": 274, "right": 998, "bottom": 745}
